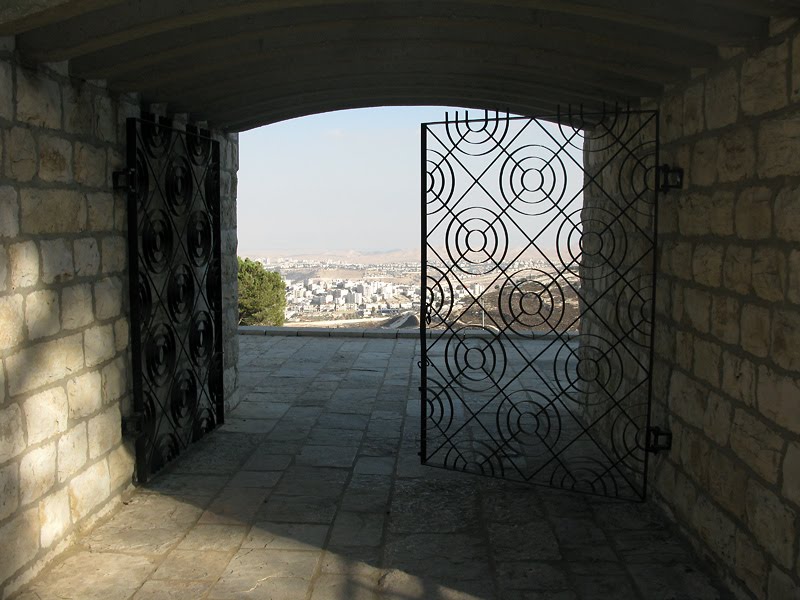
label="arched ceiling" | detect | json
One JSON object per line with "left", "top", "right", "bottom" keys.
{"left": 1, "top": 0, "right": 798, "bottom": 130}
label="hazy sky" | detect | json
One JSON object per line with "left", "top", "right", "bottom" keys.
{"left": 237, "top": 106, "right": 463, "bottom": 255}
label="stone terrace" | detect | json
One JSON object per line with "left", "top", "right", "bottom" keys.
{"left": 11, "top": 334, "right": 731, "bottom": 599}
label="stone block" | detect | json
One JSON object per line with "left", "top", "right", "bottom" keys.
{"left": 692, "top": 243, "right": 723, "bottom": 288}
{"left": 61, "top": 283, "right": 94, "bottom": 330}
{"left": 16, "top": 66, "right": 61, "bottom": 129}
{"left": 675, "top": 330, "right": 693, "bottom": 371}
{"left": 741, "top": 304, "right": 771, "bottom": 358}
{"left": 58, "top": 424, "right": 88, "bottom": 487}
{"left": 113, "top": 318, "right": 129, "bottom": 353}
{"left": 678, "top": 193, "right": 712, "bottom": 236}
{"left": 723, "top": 245, "right": 752, "bottom": 296}
{"left": 20, "top": 188, "right": 86, "bottom": 234}
{"left": 0, "top": 61, "right": 11, "bottom": 119}
{"left": 691, "top": 493, "right": 735, "bottom": 565}
{"left": 735, "top": 187, "right": 772, "bottom": 240}
{"left": 693, "top": 338, "right": 721, "bottom": 387}
{"left": 6, "top": 334, "right": 84, "bottom": 396}
{"left": 691, "top": 138, "right": 717, "bottom": 186}
{"left": 94, "top": 276, "right": 122, "bottom": 320}
{"left": 39, "top": 487, "right": 71, "bottom": 548}
{"left": 100, "top": 236, "right": 126, "bottom": 274}
{"left": 711, "top": 294, "right": 739, "bottom": 345}
{"left": 673, "top": 470, "right": 698, "bottom": 522}
{"left": 0, "top": 246, "right": 6, "bottom": 294}
{"left": 62, "top": 82, "right": 93, "bottom": 134}
{"left": 680, "top": 427, "right": 712, "bottom": 487}
{"left": 683, "top": 81, "right": 705, "bottom": 135}
{"left": 37, "top": 134, "right": 72, "bottom": 183}
{"left": 703, "top": 393, "right": 732, "bottom": 446}
{"left": 741, "top": 41, "right": 788, "bottom": 116}
{"left": 68, "top": 459, "right": 110, "bottom": 521}
{"left": 775, "top": 185, "right": 800, "bottom": 243}
{"left": 0, "top": 293, "right": 24, "bottom": 350}
{"left": 74, "top": 237, "right": 100, "bottom": 277}
{"left": 102, "top": 357, "right": 127, "bottom": 404}
{"left": 88, "top": 405, "right": 121, "bottom": 459}
{"left": 107, "top": 444, "right": 133, "bottom": 491}
{"left": 87, "top": 192, "right": 114, "bottom": 231}
{"left": 0, "top": 186, "right": 19, "bottom": 238}
{"left": 661, "top": 92, "right": 683, "bottom": 142}
{"left": 709, "top": 190, "right": 735, "bottom": 236}
{"left": 669, "top": 241, "right": 693, "bottom": 279}
{"left": 705, "top": 68, "right": 739, "bottom": 129}
{"left": 93, "top": 95, "right": 116, "bottom": 143}
{"left": 40, "top": 238, "right": 74, "bottom": 284}
{"left": 746, "top": 479, "right": 796, "bottom": 569}
{"left": 767, "top": 566, "right": 799, "bottom": 600}
{"left": 790, "top": 251, "right": 800, "bottom": 305}
{"left": 757, "top": 365, "right": 800, "bottom": 434}
{"left": 20, "top": 441, "right": 57, "bottom": 505}
{"left": 74, "top": 142, "right": 107, "bottom": 188}
{"left": 782, "top": 442, "right": 800, "bottom": 507}
{"left": 668, "top": 371, "right": 706, "bottom": 425}
{"left": 0, "top": 508, "right": 39, "bottom": 584}
{"left": 730, "top": 410, "right": 784, "bottom": 484}
{"left": 717, "top": 127, "right": 756, "bottom": 183}
{"left": 5, "top": 127, "right": 36, "bottom": 181}
{"left": 25, "top": 289, "right": 59, "bottom": 341}
{"left": 734, "top": 529, "right": 768, "bottom": 599}
{"left": 0, "top": 403, "right": 25, "bottom": 463}
{"left": 0, "top": 462, "right": 19, "bottom": 521}
{"left": 771, "top": 309, "right": 800, "bottom": 371}
{"left": 114, "top": 195, "right": 125, "bottom": 231}
{"left": 9, "top": 241, "right": 38, "bottom": 291}
{"left": 66, "top": 371, "right": 102, "bottom": 419}
{"left": 84, "top": 324, "right": 115, "bottom": 367}
{"left": 752, "top": 247, "right": 786, "bottom": 302}
{"left": 23, "top": 387, "right": 68, "bottom": 445}
{"left": 683, "top": 287, "right": 710, "bottom": 333}
{"left": 758, "top": 114, "right": 800, "bottom": 178}
{"left": 721, "top": 352, "right": 756, "bottom": 406}
{"left": 707, "top": 447, "right": 748, "bottom": 522}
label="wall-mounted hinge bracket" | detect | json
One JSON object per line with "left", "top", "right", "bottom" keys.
{"left": 113, "top": 167, "right": 137, "bottom": 194}
{"left": 646, "top": 426, "right": 672, "bottom": 454}
{"left": 122, "top": 412, "right": 145, "bottom": 436}
{"left": 658, "top": 164, "right": 684, "bottom": 193}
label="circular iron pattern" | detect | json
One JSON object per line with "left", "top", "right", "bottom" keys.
{"left": 445, "top": 113, "right": 508, "bottom": 156}
{"left": 556, "top": 110, "right": 631, "bottom": 153}
{"left": 498, "top": 269, "right": 565, "bottom": 335}
{"left": 426, "top": 149, "right": 455, "bottom": 215}
{"left": 187, "top": 129, "right": 211, "bottom": 166}
{"left": 142, "top": 209, "right": 174, "bottom": 274}
{"left": 167, "top": 264, "right": 195, "bottom": 324}
{"left": 137, "top": 272, "right": 153, "bottom": 331}
{"left": 611, "top": 402, "right": 648, "bottom": 469}
{"left": 615, "top": 275, "right": 653, "bottom": 347}
{"left": 442, "top": 440, "right": 505, "bottom": 476}
{"left": 187, "top": 211, "right": 213, "bottom": 267}
{"left": 549, "top": 457, "right": 620, "bottom": 496}
{"left": 445, "top": 207, "right": 508, "bottom": 275}
{"left": 424, "top": 266, "right": 453, "bottom": 327}
{"left": 170, "top": 369, "right": 198, "bottom": 425}
{"left": 142, "top": 119, "right": 171, "bottom": 158}
{"left": 498, "top": 389, "right": 561, "bottom": 460}
{"left": 135, "top": 149, "right": 149, "bottom": 205}
{"left": 426, "top": 378, "right": 454, "bottom": 436}
{"left": 165, "top": 156, "right": 193, "bottom": 216}
{"left": 499, "top": 145, "right": 568, "bottom": 216}
{"left": 144, "top": 324, "right": 176, "bottom": 387}
{"left": 556, "top": 207, "right": 626, "bottom": 281}
{"left": 192, "top": 405, "right": 218, "bottom": 442}
{"left": 445, "top": 328, "right": 506, "bottom": 392}
{"left": 205, "top": 163, "right": 220, "bottom": 211}
{"left": 189, "top": 311, "right": 214, "bottom": 368}
{"left": 151, "top": 432, "right": 181, "bottom": 473}
{"left": 553, "top": 335, "right": 624, "bottom": 406}
{"left": 617, "top": 141, "right": 658, "bottom": 217}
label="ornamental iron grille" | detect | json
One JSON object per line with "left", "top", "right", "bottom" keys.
{"left": 125, "top": 115, "right": 224, "bottom": 483}
{"left": 420, "top": 108, "right": 659, "bottom": 500}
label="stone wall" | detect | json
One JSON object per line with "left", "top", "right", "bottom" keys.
{"left": 0, "top": 42, "right": 239, "bottom": 597}
{"left": 648, "top": 20, "right": 800, "bottom": 599}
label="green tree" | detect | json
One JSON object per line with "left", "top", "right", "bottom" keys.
{"left": 237, "top": 257, "right": 286, "bottom": 326}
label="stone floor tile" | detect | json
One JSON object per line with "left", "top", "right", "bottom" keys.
{"left": 131, "top": 580, "right": 212, "bottom": 600}
{"left": 141, "top": 474, "right": 229, "bottom": 498}
{"left": 310, "top": 573, "right": 382, "bottom": 600}
{"left": 317, "top": 413, "right": 370, "bottom": 430}
{"left": 319, "top": 548, "right": 383, "bottom": 575}
{"left": 353, "top": 456, "right": 395, "bottom": 475}
{"left": 308, "top": 427, "right": 365, "bottom": 446}
{"left": 258, "top": 494, "right": 339, "bottom": 523}
{"left": 177, "top": 524, "right": 248, "bottom": 551}
{"left": 272, "top": 466, "right": 349, "bottom": 498}
{"left": 494, "top": 561, "right": 571, "bottom": 593}
{"left": 218, "top": 418, "right": 277, "bottom": 434}
{"left": 383, "top": 533, "right": 491, "bottom": 582}
{"left": 231, "top": 401, "right": 292, "bottom": 420}
{"left": 151, "top": 549, "right": 230, "bottom": 581}
{"left": 227, "top": 469, "right": 282, "bottom": 488}
{"left": 297, "top": 444, "right": 359, "bottom": 468}
{"left": 242, "top": 452, "right": 294, "bottom": 471}
{"left": 199, "top": 486, "right": 270, "bottom": 525}
{"left": 83, "top": 524, "right": 188, "bottom": 555}
{"left": 389, "top": 479, "right": 481, "bottom": 534}
{"left": 329, "top": 511, "right": 385, "bottom": 547}
{"left": 209, "top": 548, "right": 319, "bottom": 598}
{"left": 243, "top": 522, "right": 329, "bottom": 551}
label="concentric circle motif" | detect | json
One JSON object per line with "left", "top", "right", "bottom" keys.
{"left": 135, "top": 149, "right": 149, "bottom": 205}
{"left": 187, "top": 211, "right": 212, "bottom": 267}
{"left": 499, "top": 145, "right": 568, "bottom": 216}
{"left": 611, "top": 403, "right": 648, "bottom": 469}
{"left": 142, "top": 119, "right": 171, "bottom": 158}
{"left": 189, "top": 311, "right": 214, "bottom": 368}
{"left": 442, "top": 440, "right": 505, "bottom": 476}
{"left": 615, "top": 276, "right": 653, "bottom": 346}
{"left": 498, "top": 389, "right": 561, "bottom": 460}
{"left": 426, "top": 378, "right": 454, "bottom": 435}
{"left": 426, "top": 149, "right": 454, "bottom": 215}
{"left": 165, "top": 156, "right": 193, "bottom": 216}
{"left": 167, "top": 264, "right": 195, "bottom": 324}
{"left": 498, "top": 269, "right": 565, "bottom": 335}
{"left": 446, "top": 114, "right": 508, "bottom": 156}
{"left": 549, "top": 457, "right": 620, "bottom": 497}
{"left": 204, "top": 165, "right": 220, "bottom": 211}
{"left": 424, "top": 267, "right": 453, "bottom": 327}
{"left": 445, "top": 328, "right": 506, "bottom": 392}
{"left": 556, "top": 208, "right": 626, "bottom": 281}
{"left": 142, "top": 209, "right": 174, "bottom": 274}
{"left": 553, "top": 335, "right": 623, "bottom": 406}
{"left": 151, "top": 433, "right": 181, "bottom": 472}
{"left": 617, "top": 141, "right": 657, "bottom": 216}
{"left": 137, "top": 272, "right": 153, "bottom": 332}
{"left": 192, "top": 405, "right": 218, "bottom": 442}
{"left": 187, "top": 129, "right": 211, "bottom": 166}
{"left": 446, "top": 207, "right": 508, "bottom": 275}
{"left": 141, "top": 391, "right": 158, "bottom": 439}
{"left": 556, "top": 110, "right": 630, "bottom": 153}
{"left": 170, "top": 370, "right": 198, "bottom": 425}
{"left": 145, "top": 324, "right": 176, "bottom": 386}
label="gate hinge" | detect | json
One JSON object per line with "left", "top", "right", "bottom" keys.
{"left": 113, "top": 167, "right": 137, "bottom": 194}
{"left": 646, "top": 426, "right": 672, "bottom": 454}
{"left": 122, "top": 412, "right": 145, "bottom": 436}
{"left": 658, "top": 164, "right": 684, "bottom": 193}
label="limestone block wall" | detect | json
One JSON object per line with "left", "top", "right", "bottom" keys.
{"left": 0, "top": 44, "right": 240, "bottom": 597}
{"left": 648, "top": 20, "right": 800, "bottom": 599}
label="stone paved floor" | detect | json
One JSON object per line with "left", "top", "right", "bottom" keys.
{"left": 12, "top": 335, "right": 731, "bottom": 600}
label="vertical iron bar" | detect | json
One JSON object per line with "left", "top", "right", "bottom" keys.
{"left": 212, "top": 140, "right": 225, "bottom": 426}
{"left": 419, "top": 122, "right": 428, "bottom": 464}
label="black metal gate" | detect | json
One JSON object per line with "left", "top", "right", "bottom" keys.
{"left": 122, "top": 115, "right": 224, "bottom": 483}
{"left": 420, "top": 109, "right": 660, "bottom": 500}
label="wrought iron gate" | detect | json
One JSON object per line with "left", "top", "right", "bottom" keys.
{"left": 122, "top": 115, "right": 224, "bottom": 483}
{"left": 420, "top": 108, "right": 659, "bottom": 500}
